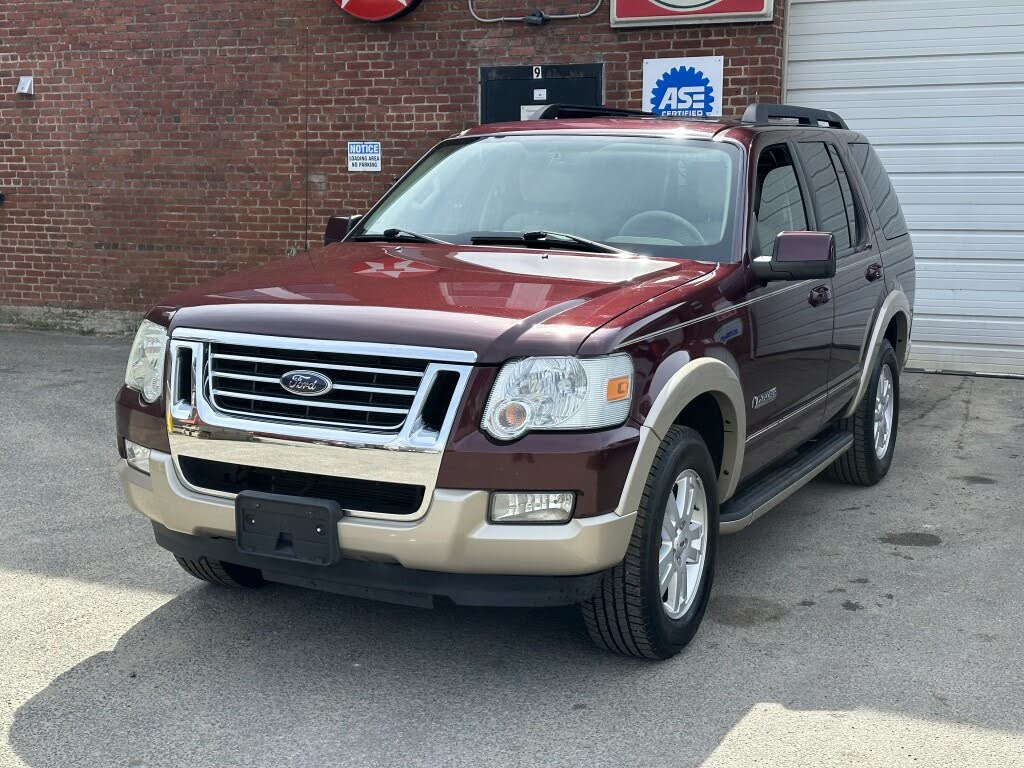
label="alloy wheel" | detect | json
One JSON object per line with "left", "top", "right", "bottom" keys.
{"left": 874, "top": 364, "right": 895, "bottom": 460}
{"left": 659, "top": 469, "right": 708, "bottom": 619}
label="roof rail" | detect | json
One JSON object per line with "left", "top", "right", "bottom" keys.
{"left": 742, "top": 103, "right": 848, "bottom": 130}
{"left": 535, "top": 104, "right": 652, "bottom": 120}
{"left": 533, "top": 102, "right": 850, "bottom": 130}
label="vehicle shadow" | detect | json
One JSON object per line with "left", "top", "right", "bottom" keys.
{"left": 8, "top": 366, "right": 1023, "bottom": 766}
{"left": 10, "top": 467, "right": 1022, "bottom": 768}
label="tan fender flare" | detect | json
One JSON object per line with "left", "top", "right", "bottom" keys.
{"left": 843, "top": 290, "right": 911, "bottom": 418}
{"left": 615, "top": 358, "right": 746, "bottom": 517}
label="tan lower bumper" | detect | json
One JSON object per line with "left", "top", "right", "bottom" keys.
{"left": 120, "top": 451, "right": 636, "bottom": 577}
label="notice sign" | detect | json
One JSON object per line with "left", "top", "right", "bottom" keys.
{"left": 612, "top": 0, "right": 772, "bottom": 27}
{"left": 347, "top": 141, "right": 382, "bottom": 172}
{"left": 643, "top": 56, "right": 724, "bottom": 118}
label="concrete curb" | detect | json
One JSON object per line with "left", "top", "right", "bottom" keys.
{"left": 0, "top": 305, "right": 141, "bottom": 336}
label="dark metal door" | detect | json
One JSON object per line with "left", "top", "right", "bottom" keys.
{"left": 480, "top": 64, "right": 603, "bottom": 124}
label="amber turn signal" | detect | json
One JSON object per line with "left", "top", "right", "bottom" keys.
{"left": 606, "top": 376, "right": 631, "bottom": 402}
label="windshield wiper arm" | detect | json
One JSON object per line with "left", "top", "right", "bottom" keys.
{"left": 355, "top": 228, "right": 452, "bottom": 245}
{"left": 471, "top": 230, "right": 629, "bottom": 255}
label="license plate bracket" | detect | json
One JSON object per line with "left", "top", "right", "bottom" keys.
{"left": 235, "top": 491, "right": 341, "bottom": 566}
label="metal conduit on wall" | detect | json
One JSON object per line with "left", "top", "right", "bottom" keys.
{"left": 468, "top": 0, "right": 603, "bottom": 24}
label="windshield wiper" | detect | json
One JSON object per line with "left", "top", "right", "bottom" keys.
{"left": 355, "top": 228, "right": 453, "bottom": 245}
{"left": 470, "top": 230, "right": 629, "bottom": 255}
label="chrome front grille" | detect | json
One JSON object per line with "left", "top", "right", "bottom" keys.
{"left": 166, "top": 329, "right": 475, "bottom": 521}
{"left": 168, "top": 329, "right": 475, "bottom": 447}
{"left": 207, "top": 342, "right": 428, "bottom": 432}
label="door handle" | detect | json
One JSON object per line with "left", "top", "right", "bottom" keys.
{"left": 808, "top": 285, "right": 831, "bottom": 307}
{"left": 865, "top": 263, "right": 883, "bottom": 282}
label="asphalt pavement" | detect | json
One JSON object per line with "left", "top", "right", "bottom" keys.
{"left": 1, "top": 329, "right": 1022, "bottom": 768}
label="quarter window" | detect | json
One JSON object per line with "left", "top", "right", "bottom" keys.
{"left": 797, "top": 142, "right": 852, "bottom": 253}
{"left": 850, "top": 143, "right": 908, "bottom": 240}
{"left": 754, "top": 144, "right": 808, "bottom": 257}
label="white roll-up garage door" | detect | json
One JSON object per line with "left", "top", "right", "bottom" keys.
{"left": 786, "top": 0, "right": 1024, "bottom": 375}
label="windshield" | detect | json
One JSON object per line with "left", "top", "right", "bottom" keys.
{"left": 354, "top": 134, "right": 742, "bottom": 261}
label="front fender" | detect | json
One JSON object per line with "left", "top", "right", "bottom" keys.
{"left": 614, "top": 358, "right": 746, "bottom": 518}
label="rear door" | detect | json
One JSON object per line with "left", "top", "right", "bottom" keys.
{"left": 795, "top": 138, "right": 884, "bottom": 419}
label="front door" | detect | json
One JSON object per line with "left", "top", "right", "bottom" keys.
{"left": 739, "top": 141, "right": 833, "bottom": 479}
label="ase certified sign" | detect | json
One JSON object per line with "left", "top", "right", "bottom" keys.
{"left": 643, "top": 56, "right": 724, "bottom": 118}
{"left": 611, "top": 0, "right": 772, "bottom": 27}
{"left": 333, "top": 0, "right": 424, "bottom": 22}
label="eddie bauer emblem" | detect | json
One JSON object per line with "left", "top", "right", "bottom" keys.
{"left": 751, "top": 387, "right": 778, "bottom": 410}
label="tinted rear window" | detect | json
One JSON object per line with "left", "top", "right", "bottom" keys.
{"left": 798, "top": 142, "right": 852, "bottom": 252}
{"left": 849, "top": 143, "right": 908, "bottom": 240}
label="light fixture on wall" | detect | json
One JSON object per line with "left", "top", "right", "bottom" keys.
{"left": 468, "top": 0, "right": 602, "bottom": 24}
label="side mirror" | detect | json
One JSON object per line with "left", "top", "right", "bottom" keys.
{"left": 750, "top": 231, "right": 836, "bottom": 282}
{"left": 324, "top": 214, "right": 362, "bottom": 245}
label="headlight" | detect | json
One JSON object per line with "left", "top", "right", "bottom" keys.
{"left": 481, "top": 354, "right": 633, "bottom": 441}
{"left": 124, "top": 320, "right": 168, "bottom": 403}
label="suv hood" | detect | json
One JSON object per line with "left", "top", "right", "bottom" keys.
{"left": 158, "top": 242, "right": 715, "bottom": 362}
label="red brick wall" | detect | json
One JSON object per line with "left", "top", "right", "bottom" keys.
{"left": 0, "top": 0, "right": 785, "bottom": 312}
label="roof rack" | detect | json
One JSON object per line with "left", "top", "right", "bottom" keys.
{"left": 533, "top": 102, "right": 849, "bottom": 130}
{"left": 535, "top": 104, "right": 652, "bottom": 120}
{"left": 741, "top": 103, "right": 848, "bottom": 130}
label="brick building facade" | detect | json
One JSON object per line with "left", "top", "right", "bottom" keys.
{"left": 0, "top": 0, "right": 785, "bottom": 326}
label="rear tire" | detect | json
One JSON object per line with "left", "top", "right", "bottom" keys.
{"left": 827, "top": 339, "right": 900, "bottom": 486}
{"left": 582, "top": 425, "right": 719, "bottom": 660}
{"left": 174, "top": 555, "right": 265, "bottom": 588}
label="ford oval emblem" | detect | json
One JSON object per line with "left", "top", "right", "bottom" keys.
{"left": 279, "top": 370, "right": 333, "bottom": 397}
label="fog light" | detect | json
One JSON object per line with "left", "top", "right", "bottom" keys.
{"left": 124, "top": 440, "right": 151, "bottom": 475}
{"left": 489, "top": 492, "right": 575, "bottom": 524}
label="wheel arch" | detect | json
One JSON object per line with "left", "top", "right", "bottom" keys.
{"left": 885, "top": 310, "right": 910, "bottom": 370}
{"left": 844, "top": 290, "right": 911, "bottom": 418}
{"left": 674, "top": 392, "right": 726, "bottom": 479}
{"left": 614, "top": 358, "right": 746, "bottom": 517}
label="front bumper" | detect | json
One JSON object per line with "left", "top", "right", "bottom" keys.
{"left": 150, "top": 521, "right": 604, "bottom": 608}
{"left": 121, "top": 451, "right": 636, "bottom": 603}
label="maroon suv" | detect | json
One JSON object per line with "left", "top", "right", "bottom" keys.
{"left": 116, "top": 103, "right": 914, "bottom": 659}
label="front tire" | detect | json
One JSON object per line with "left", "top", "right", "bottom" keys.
{"left": 583, "top": 425, "right": 719, "bottom": 660}
{"left": 828, "top": 339, "right": 900, "bottom": 486}
{"left": 174, "top": 555, "right": 265, "bottom": 588}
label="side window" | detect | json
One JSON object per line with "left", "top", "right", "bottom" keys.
{"left": 796, "top": 142, "right": 852, "bottom": 253}
{"left": 849, "top": 143, "right": 908, "bottom": 240}
{"left": 754, "top": 144, "right": 808, "bottom": 257}
{"left": 827, "top": 145, "right": 860, "bottom": 248}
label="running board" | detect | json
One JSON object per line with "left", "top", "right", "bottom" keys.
{"left": 719, "top": 430, "right": 854, "bottom": 534}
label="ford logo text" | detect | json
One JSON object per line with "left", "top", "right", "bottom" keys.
{"left": 279, "top": 370, "right": 333, "bottom": 397}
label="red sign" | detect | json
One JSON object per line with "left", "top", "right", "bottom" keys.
{"left": 334, "top": 0, "right": 424, "bottom": 22}
{"left": 611, "top": 0, "right": 772, "bottom": 27}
